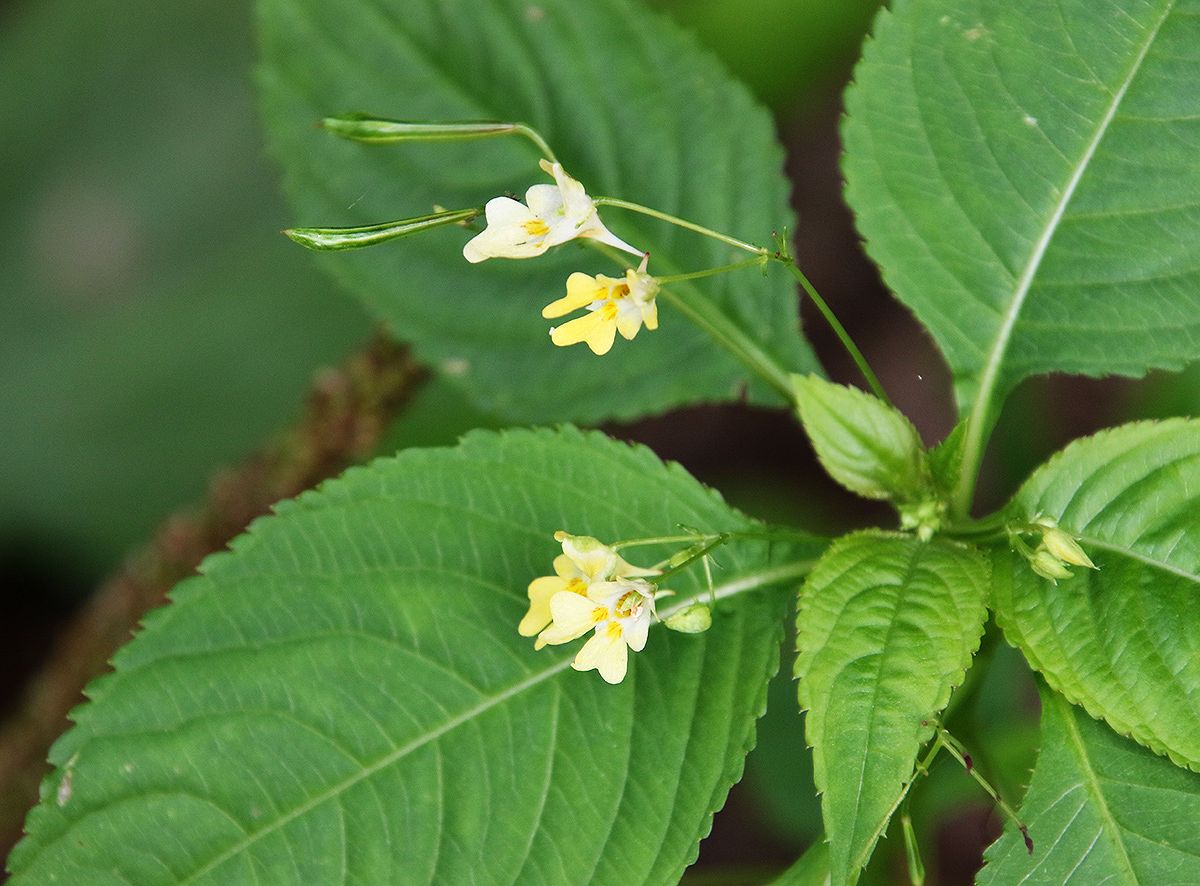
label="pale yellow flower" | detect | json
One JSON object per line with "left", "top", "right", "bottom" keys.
{"left": 538, "top": 578, "right": 658, "bottom": 684}
{"left": 544, "top": 259, "right": 660, "bottom": 355}
{"left": 520, "top": 532, "right": 657, "bottom": 648}
{"left": 463, "top": 160, "right": 641, "bottom": 262}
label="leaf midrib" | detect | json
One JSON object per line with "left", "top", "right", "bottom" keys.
{"left": 1058, "top": 701, "right": 1139, "bottom": 883}
{"left": 169, "top": 562, "right": 810, "bottom": 882}
{"left": 1077, "top": 535, "right": 1200, "bottom": 585}
{"left": 954, "top": 0, "right": 1178, "bottom": 514}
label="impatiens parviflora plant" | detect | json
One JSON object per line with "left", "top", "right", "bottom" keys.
{"left": 10, "top": 1, "right": 1200, "bottom": 884}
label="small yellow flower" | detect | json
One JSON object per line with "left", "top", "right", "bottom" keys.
{"left": 463, "top": 160, "right": 641, "bottom": 262}
{"left": 543, "top": 258, "right": 660, "bottom": 355}
{"left": 538, "top": 578, "right": 658, "bottom": 684}
{"left": 520, "top": 532, "right": 657, "bottom": 648}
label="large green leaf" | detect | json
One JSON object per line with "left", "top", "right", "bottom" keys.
{"left": 795, "top": 532, "right": 989, "bottom": 885}
{"left": 979, "top": 688, "right": 1200, "bottom": 885}
{"left": 843, "top": 0, "right": 1200, "bottom": 501}
{"left": 257, "top": 0, "right": 817, "bottom": 424}
{"left": 8, "top": 427, "right": 821, "bottom": 883}
{"left": 993, "top": 419, "right": 1200, "bottom": 771}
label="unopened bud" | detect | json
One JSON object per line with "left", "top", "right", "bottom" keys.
{"left": 322, "top": 115, "right": 518, "bottom": 143}
{"left": 1041, "top": 527, "right": 1096, "bottom": 570}
{"left": 1029, "top": 547, "right": 1073, "bottom": 583}
{"left": 664, "top": 603, "right": 712, "bottom": 634}
{"left": 665, "top": 542, "right": 708, "bottom": 570}
{"left": 284, "top": 208, "right": 479, "bottom": 251}
{"left": 899, "top": 498, "right": 946, "bottom": 542}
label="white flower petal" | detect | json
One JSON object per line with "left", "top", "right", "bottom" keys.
{"left": 525, "top": 183, "right": 563, "bottom": 218}
{"left": 622, "top": 611, "right": 650, "bottom": 653}
{"left": 483, "top": 195, "right": 535, "bottom": 226}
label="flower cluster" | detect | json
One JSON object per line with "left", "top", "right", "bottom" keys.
{"left": 543, "top": 258, "right": 660, "bottom": 356}
{"left": 520, "top": 532, "right": 664, "bottom": 684}
{"left": 1021, "top": 515, "right": 1098, "bottom": 583}
{"left": 463, "top": 161, "right": 661, "bottom": 354}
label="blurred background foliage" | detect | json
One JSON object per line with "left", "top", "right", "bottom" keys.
{"left": 1, "top": 0, "right": 1195, "bottom": 881}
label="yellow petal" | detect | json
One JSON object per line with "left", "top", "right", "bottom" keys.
{"left": 519, "top": 576, "right": 567, "bottom": 637}
{"left": 643, "top": 301, "right": 658, "bottom": 331}
{"left": 543, "top": 273, "right": 604, "bottom": 319}
{"left": 550, "top": 309, "right": 609, "bottom": 348}
{"left": 573, "top": 623, "right": 629, "bottom": 684}
{"left": 584, "top": 312, "right": 618, "bottom": 355}
{"left": 560, "top": 535, "right": 615, "bottom": 580}
{"left": 552, "top": 554, "right": 578, "bottom": 580}
{"left": 537, "top": 592, "right": 603, "bottom": 648}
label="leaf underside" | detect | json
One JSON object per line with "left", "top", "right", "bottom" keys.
{"left": 8, "top": 428, "right": 818, "bottom": 884}
{"left": 993, "top": 419, "right": 1200, "bottom": 771}
{"left": 258, "top": 0, "right": 816, "bottom": 424}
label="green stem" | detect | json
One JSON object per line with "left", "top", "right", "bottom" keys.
{"left": 612, "top": 528, "right": 813, "bottom": 550}
{"left": 610, "top": 534, "right": 712, "bottom": 551}
{"left": 951, "top": 414, "right": 992, "bottom": 519}
{"left": 655, "top": 535, "right": 731, "bottom": 583}
{"left": 936, "top": 726, "right": 1030, "bottom": 850}
{"left": 775, "top": 258, "right": 891, "bottom": 407}
{"left": 512, "top": 123, "right": 558, "bottom": 162}
{"left": 942, "top": 512, "right": 1009, "bottom": 544}
{"left": 656, "top": 286, "right": 794, "bottom": 400}
{"left": 593, "top": 197, "right": 769, "bottom": 256}
{"left": 655, "top": 255, "right": 768, "bottom": 285}
{"left": 657, "top": 559, "right": 815, "bottom": 618}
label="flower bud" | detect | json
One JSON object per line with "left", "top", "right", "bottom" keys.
{"left": 1029, "top": 547, "right": 1073, "bottom": 583}
{"left": 664, "top": 603, "right": 712, "bottom": 634}
{"left": 1041, "top": 527, "right": 1096, "bottom": 570}
{"left": 284, "top": 208, "right": 479, "bottom": 251}
{"left": 322, "top": 115, "right": 518, "bottom": 143}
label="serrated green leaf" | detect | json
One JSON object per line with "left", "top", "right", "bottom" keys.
{"left": 795, "top": 532, "right": 989, "bottom": 885}
{"left": 258, "top": 0, "right": 817, "bottom": 424}
{"left": 767, "top": 839, "right": 830, "bottom": 886}
{"left": 792, "top": 375, "right": 931, "bottom": 503}
{"left": 8, "top": 427, "right": 822, "bottom": 883}
{"left": 928, "top": 419, "right": 969, "bottom": 498}
{"left": 979, "top": 688, "right": 1200, "bottom": 885}
{"left": 843, "top": 0, "right": 1200, "bottom": 500}
{"left": 993, "top": 419, "right": 1200, "bottom": 771}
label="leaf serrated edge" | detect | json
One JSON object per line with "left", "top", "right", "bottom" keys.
{"left": 795, "top": 531, "right": 991, "bottom": 882}
{"left": 675, "top": 595, "right": 792, "bottom": 880}
{"left": 19, "top": 424, "right": 790, "bottom": 871}
{"left": 996, "top": 417, "right": 1200, "bottom": 772}
{"left": 990, "top": 577, "right": 1200, "bottom": 773}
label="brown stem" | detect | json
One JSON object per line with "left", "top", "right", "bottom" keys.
{"left": 0, "top": 333, "right": 427, "bottom": 857}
